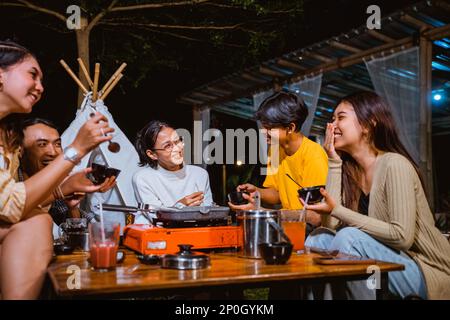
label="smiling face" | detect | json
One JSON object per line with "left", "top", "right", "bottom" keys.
{"left": 22, "top": 123, "right": 61, "bottom": 175}
{"left": 261, "top": 123, "right": 295, "bottom": 147}
{"left": 331, "top": 101, "right": 369, "bottom": 153}
{"left": 0, "top": 55, "right": 44, "bottom": 114}
{"left": 146, "top": 126, "right": 184, "bottom": 170}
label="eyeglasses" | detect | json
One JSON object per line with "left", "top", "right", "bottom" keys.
{"left": 153, "top": 136, "right": 184, "bottom": 152}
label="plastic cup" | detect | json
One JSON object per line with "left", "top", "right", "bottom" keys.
{"left": 280, "top": 210, "right": 306, "bottom": 252}
{"left": 89, "top": 222, "right": 120, "bottom": 272}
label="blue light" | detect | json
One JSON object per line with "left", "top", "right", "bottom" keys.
{"left": 432, "top": 61, "right": 450, "bottom": 72}
{"left": 434, "top": 40, "right": 450, "bottom": 49}
{"left": 433, "top": 94, "right": 442, "bottom": 101}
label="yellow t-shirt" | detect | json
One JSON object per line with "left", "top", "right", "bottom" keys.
{"left": 263, "top": 137, "right": 328, "bottom": 209}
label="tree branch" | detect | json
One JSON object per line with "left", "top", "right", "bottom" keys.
{"left": 87, "top": 0, "right": 118, "bottom": 32}
{"left": 111, "top": 0, "right": 210, "bottom": 12}
{"left": 13, "top": 0, "right": 66, "bottom": 22}
{"left": 99, "top": 21, "right": 243, "bottom": 30}
{"left": 101, "top": 24, "right": 244, "bottom": 48}
{"left": 0, "top": 2, "right": 27, "bottom": 9}
{"left": 202, "top": 2, "right": 301, "bottom": 14}
{"left": 143, "top": 27, "right": 245, "bottom": 48}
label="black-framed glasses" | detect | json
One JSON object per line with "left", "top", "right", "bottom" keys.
{"left": 153, "top": 136, "right": 184, "bottom": 152}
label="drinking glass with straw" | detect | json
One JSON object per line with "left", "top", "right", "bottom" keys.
{"left": 99, "top": 202, "right": 106, "bottom": 242}
{"left": 302, "top": 192, "right": 311, "bottom": 254}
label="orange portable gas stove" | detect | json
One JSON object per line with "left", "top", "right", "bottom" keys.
{"left": 102, "top": 204, "right": 242, "bottom": 255}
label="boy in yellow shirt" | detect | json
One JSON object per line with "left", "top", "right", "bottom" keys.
{"left": 229, "top": 91, "right": 328, "bottom": 227}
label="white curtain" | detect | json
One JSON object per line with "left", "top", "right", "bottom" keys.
{"left": 365, "top": 47, "right": 421, "bottom": 163}
{"left": 288, "top": 74, "right": 323, "bottom": 137}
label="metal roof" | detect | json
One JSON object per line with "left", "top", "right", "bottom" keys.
{"left": 178, "top": 0, "right": 450, "bottom": 136}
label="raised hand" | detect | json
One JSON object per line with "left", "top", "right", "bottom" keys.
{"left": 324, "top": 123, "right": 341, "bottom": 161}
{"left": 70, "top": 112, "right": 115, "bottom": 157}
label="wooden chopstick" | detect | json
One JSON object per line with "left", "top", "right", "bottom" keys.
{"left": 77, "top": 58, "right": 94, "bottom": 89}
{"left": 59, "top": 59, "right": 88, "bottom": 94}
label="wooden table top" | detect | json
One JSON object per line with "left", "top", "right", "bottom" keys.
{"left": 47, "top": 249, "right": 404, "bottom": 297}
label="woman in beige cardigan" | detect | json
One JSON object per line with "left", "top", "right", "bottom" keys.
{"left": 305, "top": 91, "right": 450, "bottom": 300}
{"left": 0, "top": 41, "right": 115, "bottom": 299}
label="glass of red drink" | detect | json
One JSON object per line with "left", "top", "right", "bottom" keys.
{"left": 89, "top": 222, "right": 121, "bottom": 272}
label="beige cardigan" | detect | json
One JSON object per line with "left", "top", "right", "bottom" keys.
{"left": 322, "top": 152, "right": 450, "bottom": 300}
{"left": 0, "top": 148, "right": 26, "bottom": 223}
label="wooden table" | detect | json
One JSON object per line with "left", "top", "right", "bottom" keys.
{"left": 46, "top": 249, "right": 404, "bottom": 299}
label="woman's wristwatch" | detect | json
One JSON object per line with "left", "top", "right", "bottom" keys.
{"left": 63, "top": 146, "right": 81, "bottom": 164}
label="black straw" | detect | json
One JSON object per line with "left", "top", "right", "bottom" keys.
{"left": 285, "top": 173, "right": 303, "bottom": 189}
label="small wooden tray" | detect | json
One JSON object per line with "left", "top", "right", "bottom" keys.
{"left": 313, "top": 256, "right": 377, "bottom": 265}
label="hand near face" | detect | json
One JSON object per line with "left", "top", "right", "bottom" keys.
{"left": 178, "top": 191, "right": 204, "bottom": 206}
{"left": 300, "top": 188, "right": 336, "bottom": 215}
{"left": 324, "top": 123, "right": 341, "bottom": 161}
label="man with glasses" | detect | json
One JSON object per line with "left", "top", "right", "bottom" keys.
{"left": 133, "top": 120, "right": 213, "bottom": 210}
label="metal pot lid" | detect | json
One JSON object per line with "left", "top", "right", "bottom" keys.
{"left": 161, "top": 244, "right": 210, "bottom": 270}
{"left": 236, "top": 209, "right": 279, "bottom": 219}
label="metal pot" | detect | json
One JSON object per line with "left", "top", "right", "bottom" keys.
{"left": 161, "top": 244, "right": 210, "bottom": 270}
{"left": 236, "top": 209, "right": 281, "bottom": 259}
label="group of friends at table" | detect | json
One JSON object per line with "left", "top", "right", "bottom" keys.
{"left": 1, "top": 41, "right": 449, "bottom": 300}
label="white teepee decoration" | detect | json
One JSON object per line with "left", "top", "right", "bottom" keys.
{"left": 59, "top": 59, "right": 140, "bottom": 229}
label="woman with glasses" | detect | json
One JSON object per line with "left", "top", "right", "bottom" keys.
{"left": 133, "top": 120, "right": 213, "bottom": 211}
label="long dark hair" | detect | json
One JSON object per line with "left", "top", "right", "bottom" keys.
{"left": 0, "top": 41, "right": 36, "bottom": 155}
{"left": 338, "top": 91, "right": 424, "bottom": 210}
{"left": 135, "top": 120, "right": 171, "bottom": 168}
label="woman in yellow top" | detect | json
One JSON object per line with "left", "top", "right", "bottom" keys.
{"left": 0, "top": 41, "right": 115, "bottom": 299}
{"left": 229, "top": 91, "right": 328, "bottom": 227}
{"left": 305, "top": 91, "right": 450, "bottom": 299}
